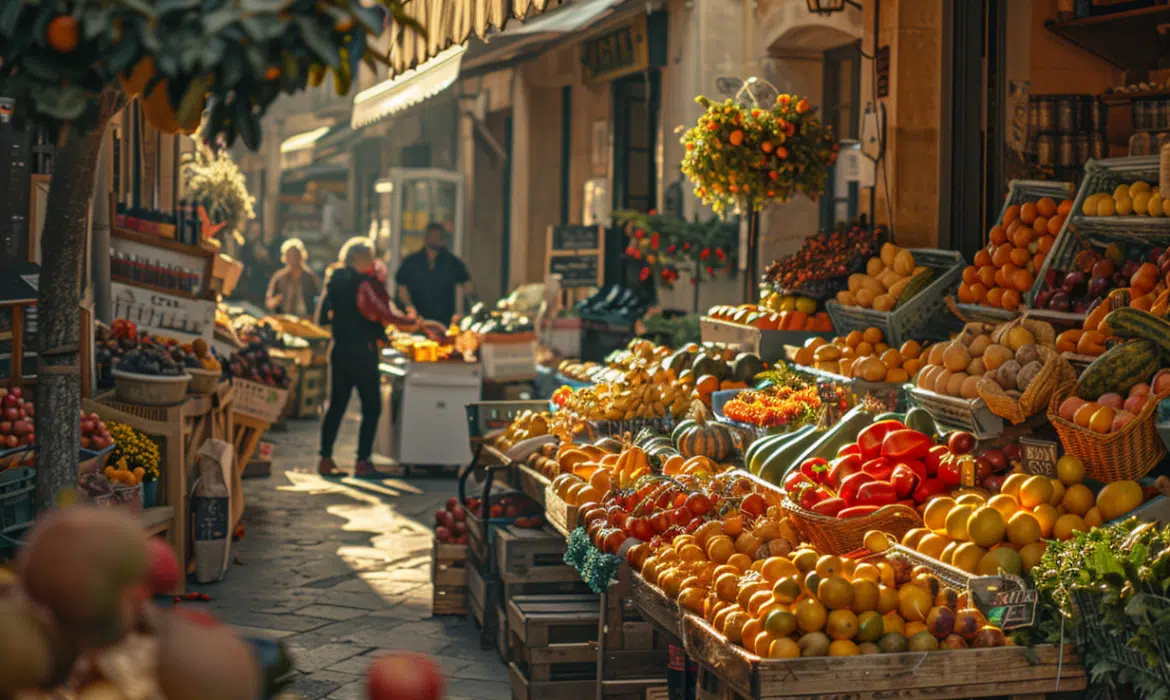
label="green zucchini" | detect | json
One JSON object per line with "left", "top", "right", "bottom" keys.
{"left": 744, "top": 432, "right": 789, "bottom": 471}
{"left": 904, "top": 407, "right": 939, "bottom": 440}
{"left": 781, "top": 406, "right": 877, "bottom": 481}
{"left": 873, "top": 412, "right": 905, "bottom": 423}
{"left": 1106, "top": 307, "right": 1170, "bottom": 361}
{"left": 758, "top": 428, "right": 824, "bottom": 485}
{"left": 748, "top": 425, "right": 815, "bottom": 475}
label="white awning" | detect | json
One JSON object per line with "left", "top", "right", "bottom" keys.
{"left": 280, "top": 126, "right": 331, "bottom": 154}
{"left": 351, "top": 45, "right": 466, "bottom": 129}
{"left": 500, "top": 0, "right": 621, "bottom": 35}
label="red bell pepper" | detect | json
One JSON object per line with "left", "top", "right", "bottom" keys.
{"left": 798, "top": 484, "right": 831, "bottom": 511}
{"left": 800, "top": 457, "right": 829, "bottom": 484}
{"left": 811, "top": 497, "right": 846, "bottom": 516}
{"left": 902, "top": 459, "right": 928, "bottom": 483}
{"left": 856, "top": 480, "right": 898, "bottom": 507}
{"left": 838, "top": 505, "right": 880, "bottom": 519}
{"left": 881, "top": 429, "right": 933, "bottom": 461}
{"left": 924, "top": 445, "right": 949, "bottom": 477}
{"left": 783, "top": 469, "right": 809, "bottom": 494}
{"left": 937, "top": 458, "right": 962, "bottom": 487}
{"left": 861, "top": 456, "right": 896, "bottom": 481}
{"left": 826, "top": 454, "right": 862, "bottom": 488}
{"left": 838, "top": 443, "right": 862, "bottom": 457}
{"left": 839, "top": 472, "right": 875, "bottom": 506}
{"left": 856, "top": 420, "right": 905, "bottom": 461}
{"left": 889, "top": 463, "right": 919, "bottom": 499}
{"left": 913, "top": 477, "right": 947, "bottom": 503}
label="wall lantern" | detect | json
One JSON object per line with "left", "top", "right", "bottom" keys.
{"left": 805, "top": 0, "right": 861, "bottom": 15}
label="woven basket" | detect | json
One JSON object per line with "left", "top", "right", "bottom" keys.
{"left": 781, "top": 500, "right": 923, "bottom": 555}
{"left": 989, "top": 316, "right": 1056, "bottom": 347}
{"left": 1048, "top": 381, "right": 1168, "bottom": 482}
{"left": 186, "top": 367, "right": 220, "bottom": 394}
{"left": 978, "top": 345, "right": 1075, "bottom": 424}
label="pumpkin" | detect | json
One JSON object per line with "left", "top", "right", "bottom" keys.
{"left": 675, "top": 401, "right": 734, "bottom": 461}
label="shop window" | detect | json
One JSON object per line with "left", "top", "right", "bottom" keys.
{"left": 401, "top": 143, "right": 431, "bottom": 168}
{"left": 820, "top": 42, "right": 861, "bottom": 231}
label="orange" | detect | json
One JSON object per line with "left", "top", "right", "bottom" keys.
{"left": 714, "top": 573, "right": 740, "bottom": 602}
{"left": 880, "top": 349, "right": 903, "bottom": 368}
{"left": 1020, "top": 201, "right": 1038, "bottom": 224}
{"left": 706, "top": 536, "right": 735, "bottom": 564}
{"left": 1011, "top": 268, "right": 1034, "bottom": 292}
{"left": 969, "top": 283, "right": 988, "bottom": 303}
{"left": 1047, "top": 215, "right": 1063, "bottom": 236}
{"left": 900, "top": 340, "right": 922, "bottom": 359}
{"left": 862, "top": 327, "right": 883, "bottom": 344}
{"left": 1000, "top": 289, "right": 1021, "bottom": 311}
{"left": 985, "top": 287, "right": 1004, "bottom": 308}
{"left": 761, "top": 557, "right": 798, "bottom": 583}
{"left": 727, "top": 553, "right": 753, "bottom": 572}
{"left": 1003, "top": 204, "right": 1021, "bottom": 225}
{"left": 845, "top": 330, "right": 864, "bottom": 348}
{"left": 1010, "top": 247, "right": 1032, "bottom": 267}
{"left": 1018, "top": 476, "right": 1054, "bottom": 509}
{"left": 1037, "top": 197, "right": 1057, "bottom": 217}
{"left": 1012, "top": 226, "right": 1034, "bottom": 249}
{"left": 768, "top": 637, "right": 801, "bottom": 659}
{"left": 989, "top": 225, "right": 1007, "bottom": 245}
{"left": 1031, "top": 504, "right": 1059, "bottom": 538}
{"left": 794, "top": 598, "right": 828, "bottom": 633}
{"left": 962, "top": 266, "right": 979, "bottom": 285}
{"left": 974, "top": 249, "right": 993, "bottom": 268}
{"left": 977, "top": 265, "right": 997, "bottom": 288}
{"left": 1061, "top": 484, "right": 1094, "bottom": 516}
{"left": 991, "top": 244, "right": 1014, "bottom": 268}
{"left": 957, "top": 283, "right": 974, "bottom": 304}
{"left": 46, "top": 15, "right": 80, "bottom": 53}
{"left": 1031, "top": 216, "right": 1049, "bottom": 236}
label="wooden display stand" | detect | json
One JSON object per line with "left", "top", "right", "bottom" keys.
{"left": 229, "top": 412, "right": 268, "bottom": 528}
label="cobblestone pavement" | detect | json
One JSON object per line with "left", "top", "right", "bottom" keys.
{"left": 189, "top": 417, "right": 510, "bottom": 700}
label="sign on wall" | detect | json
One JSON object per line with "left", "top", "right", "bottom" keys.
{"left": 546, "top": 225, "right": 603, "bottom": 290}
{"left": 581, "top": 13, "right": 649, "bottom": 84}
{"left": 111, "top": 281, "right": 215, "bottom": 341}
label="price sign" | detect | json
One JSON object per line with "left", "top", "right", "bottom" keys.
{"left": 1019, "top": 436, "right": 1059, "bottom": 477}
{"left": 968, "top": 574, "right": 1038, "bottom": 630}
{"left": 959, "top": 456, "right": 979, "bottom": 488}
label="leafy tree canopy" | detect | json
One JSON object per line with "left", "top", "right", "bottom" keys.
{"left": 0, "top": 0, "right": 421, "bottom": 148}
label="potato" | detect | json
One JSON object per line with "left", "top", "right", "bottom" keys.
{"left": 1014, "top": 344, "right": 1041, "bottom": 366}
{"left": 1016, "top": 360, "right": 1043, "bottom": 392}
{"left": 996, "top": 359, "right": 1021, "bottom": 391}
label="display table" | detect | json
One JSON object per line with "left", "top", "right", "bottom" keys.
{"left": 376, "top": 352, "right": 481, "bottom": 468}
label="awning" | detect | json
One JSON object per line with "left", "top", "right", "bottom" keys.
{"left": 352, "top": 44, "right": 466, "bottom": 129}
{"left": 280, "top": 124, "right": 355, "bottom": 169}
{"left": 388, "top": 0, "right": 565, "bottom": 74}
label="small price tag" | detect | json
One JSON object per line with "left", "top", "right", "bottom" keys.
{"left": 959, "top": 456, "right": 979, "bottom": 488}
{"left": 1019, "top": 436, "right": 1059, "bottom": 477}
{"left": 968, "top": 574, "right": 1037, "bottom": 630}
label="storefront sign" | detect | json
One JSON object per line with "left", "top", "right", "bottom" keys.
{"left": 547, "top": 225, "right": 603, "bottom": 289}
{"left": 111, "top": 281, "right": 215, "bottom": 341}
{"left": 581, "top": 14, "right": 649, "bottom": 84}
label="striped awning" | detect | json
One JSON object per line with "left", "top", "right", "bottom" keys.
{"left": 389, "top": 0, "right": 564, "bottom": 74}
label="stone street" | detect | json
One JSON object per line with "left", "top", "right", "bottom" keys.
{"left": 188, "top": 416, "right": 510, "bottom": 700}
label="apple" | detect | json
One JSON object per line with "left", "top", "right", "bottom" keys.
{"left": 367, "top": 653, "right": 444, "bottom": 700}
{"left": 435, "top": 526, "right": 451, "bottom": 542}
{"left": 978, "top": 448, "right": 1007, "bottom": 472}
{"left": 1049, "top": 291, "right": 1071, "bottom": 312}
{"left": 1112, "top": 411, "right": 1135, "bottom": 433}
{"left": 1061, "top": 271, "right": 1086, "bottom": 295}
{"left": 1098, "top": 393, "right": 1125, "bottom": 410}
{"left": 982, "top": 473, "right": 1006, "bottom": 493}
{"left": 947, "top": 432, "right": 975, "bottom": 455}
{"left": 1091, "top": 259, "right": 1115, "bottom": 278}
{"left": 1125, "top": 395, "right": 1148, "bottom": 415}
{"left": 453, "top": 521, "right": 466, "bottom": 535}
{"left": 1130, "top": 382, "right": 1152, "bottom": 398}
{"left": 8, "top": 387, "right": 20, "bottom": 399}
{"left": 450, "top": 505, "right": 465, "bottom": 521}
{"left": 1002, "top": 443, "right": 1022, "bottom": 461}
{"left": 1033, "top": 290, "right": 1053, "bottom": 309}
{"left": 1154, "top": 373, "right": 1170, "bottom": 395}
{"left": 3, "top": 407, "right": 19, "bottom": 422}
{"left": 1088, "top": 276, "right": 1111, "bottom": 299}
{"left": 445, "top": 497, "right": 459, "bottom": 511}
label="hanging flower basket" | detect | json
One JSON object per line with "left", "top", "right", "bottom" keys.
{"left": 680, "top": 80, "right": 838, "bottom": 214}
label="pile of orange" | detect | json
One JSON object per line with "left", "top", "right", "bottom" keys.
{"left": 957, "top": 197, "right": 1073, "bottom": 311}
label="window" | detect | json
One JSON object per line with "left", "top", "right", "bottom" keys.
{"left": 820, "top": 42, "right": 861, "bottom": 231}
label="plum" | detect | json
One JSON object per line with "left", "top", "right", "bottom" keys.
{"left": 1049, "top": 291, "right": 1071, "bottom": 312}
{"left": 1088, "top": 275, "right": 1111, "bottom": 299}
{"left": 1033, "top": 290, "right": 1053, "bottom": 309}
{"left": 1062, "top": 271, "right": 1086, "bottom": 294}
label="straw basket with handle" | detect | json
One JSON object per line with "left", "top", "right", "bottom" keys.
{"left": 977, "top": 317, "right": 1074, "bottom": 424}
{"left": 1048, "top": 380, "right": 1170, "bottom": 482}
{"left": 781, "top": 500, "right": 922, "bottom": 555}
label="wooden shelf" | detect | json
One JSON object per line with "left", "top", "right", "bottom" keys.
{"left": 1100, "top": 88, "right": 1170, "bottom": 105}
{"left": 111, "top": 275, "right": 215, "bottom": 302}
{"left": 140, "top": 505, "right": 175, "bottom": 536}
{"left": 112, "top": 226, "right": 216, "bottom": 262}
{"left": 1045, "top": 5, "right": 1170, "bottom": 71}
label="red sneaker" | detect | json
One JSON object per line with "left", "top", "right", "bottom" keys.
{"left": 354, "top": 461, "right": 380, "bottom": 479}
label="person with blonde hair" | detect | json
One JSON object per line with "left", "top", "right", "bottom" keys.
{"left": 265, "top": 238, "right": 320, "bottom": 317}
{"left": 314, "top": 237, "right": 420, "bottom": 477}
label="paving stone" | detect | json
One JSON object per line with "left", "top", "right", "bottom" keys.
{"left": 221, "top": 611, "right": 333, "bottom": 632}
{"left": 325, "top": 681, "right": 366, "bottom": 700}
{"left": 229, "top": 625, "right": 296, "bottom": 640}
{"left": 282, "top": 674, "right": 342, "bottom": 700}
{"left": 294, "top": 605, "right": 369, "bottom": 621}
{"left": 286, "top": 643, "right": 372, "bottom": 672}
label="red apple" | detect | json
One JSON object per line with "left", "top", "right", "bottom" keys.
{"left": 1098, "top": 393, "right": 1124, "bottom": 410}
{"left": 1124, "top": 395, "right": 1148, "bottom": 415}
{"left": 947, "top": 432, "right": 975, "bottom": 455}
{"left": 445, "top": 497, "right": 459, "bottom": 512}
{"left": 146, "top": 537, "right": 181, "bottom": 594}
{"left": 450, "top": 505, "right": 465, "bottom": 521}
{"left": 435, "top": 526, "right": 451, "bottom": 542}
{"left": 1130, "top": 382, "right": 1152, "bottom": 398}
{"left": 367, "top": 653, "right": 445, "bottom": 700}
{"left": 1112, "top": 411, "right": 1135, "bottom": 433}
{"left": 1155, "top": 373, "right": 1170, "bottom": 395}
{"left": 3, "top": 407, "right": 19, "bottom": 422}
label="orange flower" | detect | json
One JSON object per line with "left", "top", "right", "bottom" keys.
{"left": 796, "top": 98, "right": 810, "bottom": 113}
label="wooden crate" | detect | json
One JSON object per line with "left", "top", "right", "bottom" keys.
{"left": 681, "top": 613, "right": 1086, "bottom": 700}
{"left": 544, "top": 489, "right": 579, "bottom": 538}
{"left": 507, "top": 593, "right": 599, "bottom": 700}
{"left": 629, "top": 572, "right": 682, "bottom": 642}
{"left": 514, "top": 464, "right": 550, "bottom": 509}
{"left": 431, "top": 540, "right": 467, "bottom": 616}
{"left": 465, "top": 557, "right": 501, "bottom": 649}
{"left": 497, "top": 604, "right": 511, "bottom": 663}
{"left": 495, "top": 526, "right": 587, "bottom": 598}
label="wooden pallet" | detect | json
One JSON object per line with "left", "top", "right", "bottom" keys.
{"left": 431, "top": 540, "right": 468, "bottom": 616}
{"left": 681, "top": 612, "right": 1086, "bottom": 700}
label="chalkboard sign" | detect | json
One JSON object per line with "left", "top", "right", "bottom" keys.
{"left": 192, "top": 495, "right": 229, "bottom": 542}
{"left": 1019, "top": 436, "right": 1059, "bottom": 477}
{"left": 969, "top": 574, "right": 1037, "bottom": 630}
{"left": 551, "top": 225, "right": 601, "bottom": 251}
{"left": 551, "top": 255, "right": 601, "bottom": 289}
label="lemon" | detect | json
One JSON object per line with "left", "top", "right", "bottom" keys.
{"left": 1130, "top": 181, "right": 1152, "bottom": 194}
{"left": 1133, "top": 192, "right": 1151, "bottom": 216}
{"left": 1150, "top": 193, "right": 1165, "bottom": 217}
{"left": 1052, "top": 514, "right": 1087, "bottom": 541}
{"left": 1096, "top": 480, "right": 1143, "bottom": 521}
{"left": 1097, "top": 197, "right": 1117, "bottom": 216}
{"left": 1018, "top": 475, "right": 1054, "bottom": 509}
{"left": 1116, "top": 193, "right": 1134, "bottom": 215}
{"left": 1115, "top": 184, "right": 1133, "bottom": 198}
{"left": 923, "top": 499, "right": 956, "bottom": 532}
{"left": 1061, "top": 484, "right": 1095, "bottom": 517}
{"left": 944, "top": 504, "right": 975, "bottom": 541}
{"left": 1055, "top": 455, "right": 1085, "bottom": 484}
{"left": 1006, "top": 511, "right": 1042, "bottom": 546}
{"left": 1082, "top": 193, "right": 1101, "bottom": 216}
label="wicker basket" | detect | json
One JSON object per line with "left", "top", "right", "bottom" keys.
{"left": 186, "top": 367, "right": 220, "bottom": 395}
{"left": 1048, "top": 380, "right": 1168, "bottom": 482}
{"left": 975, "top": 317, "right": 1069, "bottom": 424}
{"left": 825, "top": 249, "right": 966, "bottom": 346}
{"left": 112, "top": 370, "right": 192, "bottom": 406}
{"left": 781, "top": 500, "right": 922, "bottom": 555}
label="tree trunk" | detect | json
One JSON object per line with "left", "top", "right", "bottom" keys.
{"left": 34, "top": 88, "right": 126, "bottom": 510}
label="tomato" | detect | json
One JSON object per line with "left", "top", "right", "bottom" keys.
{"left": 937, "top": 458, "right": 962, "bottom": 487}
{"left": 924, "top": 445, "right": 949, "bottom": 477}
{"left": 685, "top": 492, "right": 712, "bottom": 516}
{"left": 740, "top": 492, "right": 766, "bottom": 517}
{"left": 368, "top": 653, "right": 444, "bottom": 700}
{"left": 889, "top": 464, "right": 919, "bottom": 499}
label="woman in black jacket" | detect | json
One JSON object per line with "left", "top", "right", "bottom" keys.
{"left": 315, "top": 238, "right": 418, "bottom": 477}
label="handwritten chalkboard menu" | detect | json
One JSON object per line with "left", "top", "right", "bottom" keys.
{"left": 192, "top": 495, "right": 229, "bottom": 542}
{"left": 546, "top": 225, "right": 603, "bottom": 290}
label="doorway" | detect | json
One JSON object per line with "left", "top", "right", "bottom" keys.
{"left": 610, "top": 71, "right": 660, "bottom": 289}
{"left": 820, "top": 42, "right": 862, "bottom": 231}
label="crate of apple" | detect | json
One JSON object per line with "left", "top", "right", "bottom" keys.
{"left": 0, "top": 386, "right": 35, "bottom": 451}
{"left": 1033, "top": 245, "right": 1163, "bottom": 315}
{"left": 80, "top": 411, "right": 113, "bottom": 452}
{"left": 462, "top": 493, "right": 542, "bottom": 526}
{"left": 435, "top": 497, "right": 468, "bottom": 545}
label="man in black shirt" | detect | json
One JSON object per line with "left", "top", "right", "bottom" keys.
{"left": 394, "top": 222, "right": 472, "bottom": 324}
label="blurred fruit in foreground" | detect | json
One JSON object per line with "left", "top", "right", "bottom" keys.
{"left": 368, "top": 652, "right": 445, "bottom": 700}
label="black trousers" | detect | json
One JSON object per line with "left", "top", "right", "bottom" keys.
{"left": 319, "top": 342, "right": 382, "bottom": 461}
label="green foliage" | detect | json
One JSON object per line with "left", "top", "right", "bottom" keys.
{"left": 1030, "top": 518, "right": 1170, "bottom": 699}
{"left": 0, "top": 0, "right": 421, "bottom": 148}
{"left": 181, "top": 139, "right": 255, "bottom": 239}
{"left": 612, "top": 211, "right": 738, "bottom": 286}
{"left": 679, "top": 93, "right": 837, "bottom": 214}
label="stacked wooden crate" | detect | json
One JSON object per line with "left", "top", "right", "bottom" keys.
{"left": 430, "top": 539, "right": 468, "bottom": 616}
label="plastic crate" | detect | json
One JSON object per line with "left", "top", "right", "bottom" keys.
{"left": 231, "top": 378, "right": 290, "bottom": 424}
{"left": 1070, "top": 588, "right": 1170, "bottom": 688}
{"left": 0, "top": 467, "right": 35, "bottom": 555}
{"left": 825, "top": 249, "right": 965, "bottom": 346}
{"left": 465, "top": 400, "right": 548, "bottom": 442}
{"left": 1029, "top": 155, "right": 1170, "bottom": 308}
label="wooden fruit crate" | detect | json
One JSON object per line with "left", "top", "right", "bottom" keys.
{"left": 465, "top": 557, "right": 502, "bottom": 650}
{"left": 507, "top": 593, "right": 600, "bottom": 700}
{"left": 495, "top": 526, "right": 588, "bottom": 599}
{"left": 431, "top": 540, "right": 468, "bottom": 616}
{"left": 497, "top": 603, "right": 511, "bottom": 664}
{"left": 681, "top": 613, "right": 1086, "bottom": 700}
{"left": 544, "top": 489, "right": 579, "bottom": 538}
{"left": 628, "top": 572, "right": 683, "bottom": 641}
{"left": 514, "top": 463, "right": 550, "bottom": 509}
